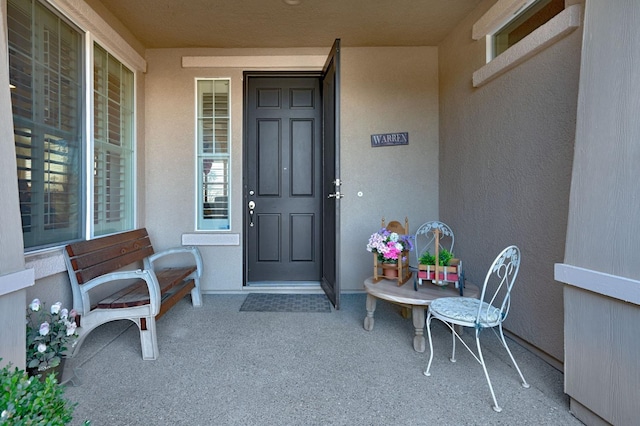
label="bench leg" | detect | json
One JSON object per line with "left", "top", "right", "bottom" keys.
{"left": 191, "top": 278, "right": 203, "bottom": 307}
{"left": 139, "top": 316, "right": 159, "bottom": 360}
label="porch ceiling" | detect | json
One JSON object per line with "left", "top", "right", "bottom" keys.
{"left": 91, "top": 0, "right": 483, "bottom": 49}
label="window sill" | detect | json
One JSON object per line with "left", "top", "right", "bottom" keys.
{"left": 25, "top": 248, "right": 67, "bottom": 280}
{"left": 473, "top": 4, "right": 582, "bottom": 88}
{"left": 182, "top": 233, "right": 240, "bottom": 246}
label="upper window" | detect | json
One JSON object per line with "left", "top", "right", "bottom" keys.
{"left": 491, "top": 0, "right": 565, "bottom": 59}
{"left": 196, "top": 79, "right": 230, "bottom": 230}
{"left": 8, "top": 0, "right": 136, "bottom": 251}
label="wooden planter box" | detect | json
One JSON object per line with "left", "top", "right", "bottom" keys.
{"left": 417, "top": 259, "right": 461, "bottom": 287}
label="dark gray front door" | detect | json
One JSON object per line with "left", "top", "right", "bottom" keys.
{"left": 320, "top": 39, "right": 341, "bottom": 309}
{"left": 245, "top": 75, "right": 322, "bottom": 282}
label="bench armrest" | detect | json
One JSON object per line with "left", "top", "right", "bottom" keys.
{"left": 144, "top": 246, "right": 203, "bottom": 278}
{"left": 79, "top": 269, "right": 161, "bottom": 316}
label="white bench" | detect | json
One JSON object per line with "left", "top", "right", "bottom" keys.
{"left": 63, "top": 228, "right": 203, "bottom": 360}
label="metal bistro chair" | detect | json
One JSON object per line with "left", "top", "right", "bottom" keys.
{"left": 423, "top": 245, "right": 529, "bottom": 412}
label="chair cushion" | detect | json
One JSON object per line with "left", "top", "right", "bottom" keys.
{"left": 430, "top": 297, "right": 502, "bottom": 326}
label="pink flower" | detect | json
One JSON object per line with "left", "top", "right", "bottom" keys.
{"left": 39, "top": 322, "right": 50, "bottom": 336}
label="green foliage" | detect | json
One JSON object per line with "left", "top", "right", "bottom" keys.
{"left": 419, "top": 248, "right": 454, "bottom": 266}
{"left": 0, "top": 360, "right": 76, "bottom": 425}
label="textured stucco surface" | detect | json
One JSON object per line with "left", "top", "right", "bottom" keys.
{"left": 438, "top": 0, "right": 582, "bottom": 363}
{"left": 143, "top": 46, "right": 439, "bottom": 293}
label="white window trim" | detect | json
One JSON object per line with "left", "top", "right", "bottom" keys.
{"left": 472, "top": 3, "right": 582, "bottom": 87}
{"left": 194, "top": 78, "right": 233, "bottom": 232}
{"left": 46, "top": 0, "right": 146, "bottom": 72}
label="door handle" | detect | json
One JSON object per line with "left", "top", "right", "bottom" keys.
{"left": 248, "top": 200, "right": 255, "bottom": 227}
{"left": 327, "top": 191, "right": 344, "bottom": 199}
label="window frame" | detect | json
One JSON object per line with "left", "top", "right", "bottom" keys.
{"left": 8, "top": 0, "right": 140, "bottom": 255}
{"left": 195, "top": 78, "right": 232, "bottom": 232}
{"left": 471, "top": 1, "right": 582, "bottom": 87}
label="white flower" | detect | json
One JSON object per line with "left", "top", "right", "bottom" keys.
{"left": 65, "top": 321, "right": 77, "bottom": 336}
{"left": 29, "top": 298, "right": 41, "bottom": 312}
{"left": 60, "top": 308, "right": 69, "bottom": 320}
{"left": 389, "top": 232, "right": 399, "bottom": 242}
{"left": 37, "top": 343, "right": 47, "bottom": 353}
{"left": 39, "top": 322, "right": 50, "bottom": 336}
{"left": 50, "top": 302, "right": 62, "bottom": 315}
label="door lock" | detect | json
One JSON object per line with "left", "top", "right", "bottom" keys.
{"left": 248, "top": 200, "right": 256, "bottom": 227}
{"left": 327, "top": 191, "right": 344, "bottom": 199}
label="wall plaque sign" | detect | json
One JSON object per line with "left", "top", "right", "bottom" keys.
{"left": 371, "top": 132, "right": 409, "bottom": 147}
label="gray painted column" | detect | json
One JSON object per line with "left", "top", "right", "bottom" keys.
{"left": 0, "top": 0, "right": 31, "bottom": 369}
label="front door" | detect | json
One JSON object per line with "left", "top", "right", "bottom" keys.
{"left": 245, "top": 74, "right": 323, "bottom": 283}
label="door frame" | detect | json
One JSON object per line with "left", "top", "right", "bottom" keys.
{"left": 242, "top": 70, "right": 330, "bottom": 288}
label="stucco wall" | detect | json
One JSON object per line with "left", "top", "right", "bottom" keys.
{"left": 438, "top": 0, "right": 582, "bottom": 363}
{"left": 143, "top": 46, "right": 439, "bottom": 293}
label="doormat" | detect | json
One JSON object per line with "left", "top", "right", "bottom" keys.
{"left": 239, "top": 294, "right": 332, "bottom": 313}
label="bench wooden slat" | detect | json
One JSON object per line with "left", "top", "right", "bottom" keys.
{"left": 65, "top": 228, "right": 150, "bottom": 257}
{"left": 95, "top": 266, "right": 197, "bottom": 309}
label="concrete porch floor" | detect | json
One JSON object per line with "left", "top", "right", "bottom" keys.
{"left": 62, "top": 293, "right": 583, "bottom": 425}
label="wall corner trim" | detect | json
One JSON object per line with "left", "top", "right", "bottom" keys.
{"left": 554, "top": 263, "right": 640, "bottom": 305}
{"left": 473, "top": 4, "right": 582, "bottom": 88}
{"left": 0, "top": 268, "right": 35, "bottom": 297}
{"left": 182, "top": 233, "right": 240, "bottom": 246}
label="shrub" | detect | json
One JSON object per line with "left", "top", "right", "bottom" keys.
{"left": 0, "top": 361, "right": 76, "bottom": 425}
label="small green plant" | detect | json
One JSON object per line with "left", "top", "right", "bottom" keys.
{"left": 0, "top": 360, "right": 76, "bottom": 425}
{"left": 419, "top": 248, "right": 454, "bottom": 266}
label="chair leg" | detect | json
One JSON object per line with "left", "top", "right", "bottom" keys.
{"left": 475, "top": 329, "right": 502, "bottom": 412}
{"left": 498, "top": 324, "right": 530, "bottom": 388}
{"left": 423, "top": 312, "right": 435, "bottom": 376}
{"left": 450, "top": 324, "right": 457, "bottom": 363}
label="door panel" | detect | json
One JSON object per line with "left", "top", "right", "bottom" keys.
{"left": 321, "top": 39, "right": 341, "bottom": 308}
{"left": 246, "top": 76, "right": 322, "bottom": 282}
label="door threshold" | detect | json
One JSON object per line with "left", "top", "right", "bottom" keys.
{"left": 245, "top": 281, "right": 322, "bottom": 292}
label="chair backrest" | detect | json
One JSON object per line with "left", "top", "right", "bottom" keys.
{"left": 414, "top": 221, "right": 454, "bottom": 268}
{"left": 381, "top": 217, "right": 409, "bottom": 235}
{"left": 477, "top": 245, "right": 521, "bottom": 325}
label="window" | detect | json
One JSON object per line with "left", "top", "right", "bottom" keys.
{"left": 492, "top": 0, "right": 565, "bottom": 59}
{"left": 9, "top": 0, "right": 84, "bottom": 249}
{"left": 93, "top": 44, "right": 134, "bottom": 236}
{"left": 472, "top": 0, "right": 580, "bottom": 87}
{"left": 196, "top": 79, "right": 230, "bottom": 231}
{"left": 8, "top": 0, "right": 136, "bottom": 250}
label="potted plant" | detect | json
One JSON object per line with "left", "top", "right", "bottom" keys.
{"left": 0, "top": 360, "right": 78, "bottom": 424}
{"left": 418, "top": 248, "right": 460, "bottom": 286}
{"left": 367, "top": 227, "right": 414, "bottom": 282}
{"left": 25, "top": 299, "right": 78, "bottom": 381}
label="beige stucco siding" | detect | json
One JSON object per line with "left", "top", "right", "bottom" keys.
{"left": 143, "top": 46, "right": 439, "bottom": 293}
{"left": 438, "top": 0, "right": 582, "bottom": 363}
